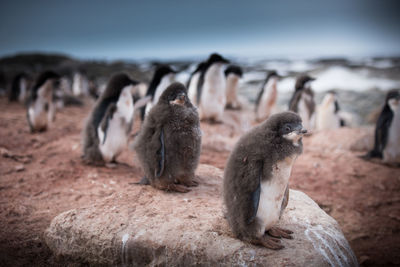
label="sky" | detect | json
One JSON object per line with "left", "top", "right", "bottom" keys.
{"left": 0, "top": 0, "right": 399, "bottom": 60}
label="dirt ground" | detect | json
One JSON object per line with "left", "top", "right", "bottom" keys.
{"left": 0, "top": 99, "right": 399, "bottom": 266}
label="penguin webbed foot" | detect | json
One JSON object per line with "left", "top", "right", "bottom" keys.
{"left": 266, "top": 226, "right": 293, "bottom": 239}
{"left": 166, "top": 183, "right": 191, "bottom": 193}
{"left": 178, "top": 176, "right": 199, "bottom": 187}
{"left": 249, "top": 235, "right": 284, "bottom": 250}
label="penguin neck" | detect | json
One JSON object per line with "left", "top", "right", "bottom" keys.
{"left": 205, "top": 63, "right": 225, "bottom": 82}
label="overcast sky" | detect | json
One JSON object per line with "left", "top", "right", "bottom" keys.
{"left": 0, "top": 0, "right": 399, "bottom": 60}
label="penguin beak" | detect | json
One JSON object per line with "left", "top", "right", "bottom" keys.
{"left": 295, "top": 125, "right": 307, "bottom": 135}
{"left": 299, "top": 128, "right": 308, "bottom": 135}
{"left": 170, "top": 93, "right": 186, "bottom": 106}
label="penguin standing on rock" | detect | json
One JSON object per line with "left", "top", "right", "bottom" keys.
{"left": 316, "top": 90, "right": 345, "bottom": 130}
{"left": 289, "top": 75, "right": 316, "bottom": 131}
{"left": 197, "top": 53, "right": 230, "bottom": 122}
{"left": 255, "top": 71, "right": 280, "bottom": 122}
{"left": 186, "top": 62, "right": 206, "bottom": 105}
{"left": 224, "top": 65, "right": 243, "bottom": 110}
{"left": 26, "top": 71, "right": 60, "bottom": 132}
{"left": 363, "top": 89, "right": 400, "bottom": 163}
{"left": 223, "top": 111, "right": 306, "bottom": 249}
{"left": 141, "top": 65, "right": 176, "bottom": 120}
{"left": 82, "top": 73, "right": 147, "bottom": 166}
{"left": 134, "top": 82, "right": 202, "bottom": 193}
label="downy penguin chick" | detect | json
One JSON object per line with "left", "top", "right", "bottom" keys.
{"left": 224, "top": 65, "right": 243, "bottom": 110}
{"left": 141, "top": 65, "right": 176, "bottom": 120}
{"left": 255, "top": 71, "right": 280, "bottom": 122}
{"left": 364, "top": 89, "right": 400, "bottom": 163}
{"left": 82, "top": 73, "right": 146, "bottom": 166}
{"left": 289, "top": 75, "right": 316, "bottom": 131}
{"left": 223, "top": 111, "right": 306, "bottom": 249}
{"left": 197, "top": 53, "right": 230, "bottom": 122}
{"left": 134, "top": 82, "right": 202, "bottom": 193}
{"left": 26, "top": 71, "right": 60, "bottom": 132}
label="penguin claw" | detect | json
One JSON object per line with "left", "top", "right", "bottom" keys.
{"left": 266, "top": 227, "right": 294, "bottom": 239}
{"left": 250, "top": 236, "right": 284, "bottom": 250}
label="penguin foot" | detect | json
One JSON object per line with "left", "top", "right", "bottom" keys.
{"left": 166, "top": 184, "right": 191, "bottom": 193}
{"left": 135, "top": 176, "right": 150, "bottom": 185}
{"left": 250, "top": 235, "right": 284, "bottom": 250}
{"left": 266, "top": 227, "right": 293, "bottom": 239}
{"left": 180, "top": 178, "right": 199, "bottom": 187}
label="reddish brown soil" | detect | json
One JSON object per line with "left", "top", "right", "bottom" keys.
{"left": 0, "top": 99, "right": 399, "bottom": 266}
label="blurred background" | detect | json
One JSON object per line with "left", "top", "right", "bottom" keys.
{"left": 1, "top": 0, "right": 400, "bottom": 124}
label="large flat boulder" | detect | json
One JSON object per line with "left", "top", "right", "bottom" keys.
{"left": 45, "top": 164, "right": 358, "bottom": 266}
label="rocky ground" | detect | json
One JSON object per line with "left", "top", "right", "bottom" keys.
{"left": 0, "top": 98, "right": 399, "bottom": 266}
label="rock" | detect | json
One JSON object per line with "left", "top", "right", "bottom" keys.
{"left": 45, "top": 164, "right": 358, "bottom": 266}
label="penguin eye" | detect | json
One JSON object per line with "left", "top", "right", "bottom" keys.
{"left": 285, "top": 125, "right": 291, "bottom": 132}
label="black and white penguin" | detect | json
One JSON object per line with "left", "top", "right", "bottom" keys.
{"left": 289, "top": 75, "right": 316, "bottom": 130}
{"left": 316, "top": 90, "right": 345, "bottom": 130}
{"left": 224, "top": 112, "right": 306, "bottom": 249}
{"left": 255, "top": 71, "right": 280, "bottom": 121}
{"left": 186, "top": 61, "right": 206, "bottom": 105}
{"left": 224, "top": 65, "right": 243, "bottom": 110}
{"left": 26, "top": 71, "right": 60, "bottom": 132}
{"left": 141, "top": 65, "right": 176, "bottom": 120}
{"left": 134, "top": 82, "right": 201, "bottom": 193}
{"left": 72, "top": 71, "right": 89, "bottom": 96}
{"left": 364, "top": 89, "right": 400, "bottom": 163}
{"left": 82, "top": 73, "right": 148, "bottom": 166}
{"left": 196, "top": 53, "right": 230, "bottom": 122}
{"left": 9, "top": 72, "right": 30, "bottom": 103}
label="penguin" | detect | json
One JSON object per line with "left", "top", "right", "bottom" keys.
{"left": 134, "top": 82, "right": 202, "bottom": 193}
{"left": 26, "top": 71, "right": 60, "bottom": 132}
{"left": 316, "top": 90, "right": 345, "bottom": 130}
{"left": 186, "top": 61, "right": 206, "bottom": 105}
{"left": 196, "top": 53, "right": 230, "bottom": 122}
{"left": 141, "top": 65, "right": 176, "bottom": 120}
{"left": 82, "top": 73, "right": 147, "bottom": 166}
{"left": 223, "top": 111, "right": 306, "bottom": 249}
{"left": 224, "top": 65, "right": 243, "bottom": 110}
{"left": 289, "top": 75, "right": 316, "bottom": 131}
{"left": 9, "top": 72, "right": 30, "bottom": 103}
{"left": 364, "top": 89, "right": 400, "bottom": 163}
{"left": 255, "top": 71, "right": 280, "bottom": 122}
{"left": 72, "top": 71, "right": 89, "bottom": 96}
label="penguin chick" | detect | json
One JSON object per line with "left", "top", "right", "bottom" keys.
{"left": 316, "top": 90, "right": 345, "bottom": 130}
{"left": 82, "top": 73, "right": 145, "bottom": 166}
{"left": 289, "top": 75, "right": 316, "bottom": 131}
{"left": 141, "top": 65, "right": 176, "bottom": 120}
{"left": 197, "top": 53, "right": 230, "bottom": 122}
{"left": 134, "top": 82, "right": 202, "bottom": 193}
{"left": 223, "top": 111, "right": 306, "bottom": 249}
{"left": 26, "top": 71, "right": 60, "bottom": 132}
{"left": 225, "top": 65, "right": 243, "bottom": 110}
{"left": 364, "top": 89, "right": 400, "bottom": 163}
{"left": 255, "top": 71, "right": 280, "bottom": 122}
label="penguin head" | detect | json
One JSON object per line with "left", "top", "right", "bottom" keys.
{"left": 101, "top": 73, "right": 139, "bottom": 100}
{"left": 31, "top": 71, "right": 60, "bottom": 99}
{"left": 295, "top": 75, "right": 315, "bottom": 91}
{"left": 265, "top": 70, "right": 280, "bottom": 82}
{"left": 224, "top": 65, "right": 243, "bottom": 77}
{"left": 207, "top": 53, "right": 230, "bottom": 66}
{"left": 153, "top": 65, "right": 176, "bottom": 81}
{"left": 386, "top": 89, "right": 400, "bottom": 112}
{"left": 159, "top": 82, "right": 191, "bottom": 107}
{"left": 267, "top": 112, "right": 307, "bottom": 146}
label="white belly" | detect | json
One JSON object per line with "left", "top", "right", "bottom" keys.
{"left": 257, "top": 79, "right": 278, "bottom": 121}
{"left": 28, "top": 91, "right": 54, "bottom": 130}
{"left": 225, "top": 74, "right": 240, "bottom": 108}
{"left": 316, "top": 105, "right": 340, "bottom": 130}
{"left": 383, "top": 110, "right": 400, "bottom": 163}
{"left": 256, "top": 156, "right": 296, "bottom": 234}
{"left": 98, "top": 86, "right": 134, "bottom": 162}
{"left": 200, "top": 64, "right": 226, "bottom": 120}
{"left": 188, "top": 72, "right": 200, "bottom": 105}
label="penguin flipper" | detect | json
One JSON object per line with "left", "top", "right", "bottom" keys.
{"left": 99, "top": 103, "right": 117, "bottom": 145}
{"left": 155, "top": 127, "right": 165, "bottom": 178}
{"left": 247, "top": 162, "right": 263, "bottom": 224}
